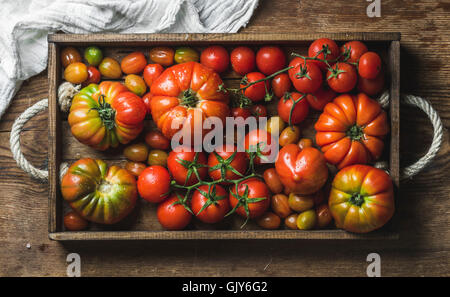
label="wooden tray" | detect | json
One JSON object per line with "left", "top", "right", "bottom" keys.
{"left": 47, "top": 33, "right": 400, "bottom": 241}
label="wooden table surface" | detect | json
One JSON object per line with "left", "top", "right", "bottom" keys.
{"left": 0, "top": 0, "right": 448, "bottom": 277}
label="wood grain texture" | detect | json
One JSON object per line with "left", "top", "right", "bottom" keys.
{"left": 0, "top": 0, "right": 449, "bottom": 276}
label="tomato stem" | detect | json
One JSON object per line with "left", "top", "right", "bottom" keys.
{"left": 90, "top": 95, "right": 115, "bottom": 130}
{"left": 349, "top": 193, "right": 365, "bottom": 207}
{"left": 346, "top": 124, "right": 364, "bottom": 141}
{"left": 180, "top": 88, "right": 198, "bottom": 108}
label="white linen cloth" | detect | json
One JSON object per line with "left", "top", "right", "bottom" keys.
{"left": 0, "top": 0, "right": 259, "bottom": 120}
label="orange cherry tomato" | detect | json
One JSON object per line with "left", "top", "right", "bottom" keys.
{"left": 125, "top": 74, "right": 147, "bottom": 96}
{"left": 61, "top": 47, "right": 82, "bottom": 68}
{"left": 298, "top": 138, "right": 313, "bottom": 150}
{"left": 125, "top": 161, "right": 147, "bottom": 177}
{"left": 64, "top": 62, "right": 88, "bottom": 84}
{"left": 284, "top": 213, "right": 298, "bottom": 229}
{"left": 279, "top": 126, "right": 301, "bottom": 147}
{"left": 64, "top": 211, "right": 88, "bottom": 231}
{"left": 121, "top": 51, "right": 147, "bottom": 74}
{"left": 271, "top": 194, "right": 291, "bottom": 218}
{"left": 99, "top": 57, "right": 122, "bottom": 79}
{"left": 143, "top": 64, "right": 163, "bottom": 88}
{"left": 149, "top": 47, "right": 174, "bottom": 67}
{"left": 263, "top": 168, "right": 284, "bottom": 194}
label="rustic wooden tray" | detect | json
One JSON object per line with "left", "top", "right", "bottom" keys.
{"left": 48, "top": 33, "right": 400, "bottom": 241}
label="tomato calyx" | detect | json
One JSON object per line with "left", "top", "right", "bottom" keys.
{"left": 209, "top": 151, "right": 245, "bottom": 180}
{"left": 294, "top": 63, "right": 312, "bottom": 80}
{"left": 349, "top": 193, "right": 365, "bottom": 207}
{"left": 283, "top": 92, "right": 307, "bottom": 127}
{"left": 180, "top": 88, "right": 198, "bottom": 108}
{"left": 195, "top": 184, "right": 227, "bottom": 216}
{"left": 175, "top": 152, "right": 209, "bottom": 186}
{"left": 346, "top": 124, "right": 365, "bottom": 141}
{"left": 246, "top": 142, "right": 269, "bottom": 173}
{"left": 327, "top": 63, "right": 347, "bottom": 80}
{"left": 90, "top": 95, "right": 116, "bottom": 130}
{"left": 226, "top": 182, "right": 267, "bottom": 227}
{"left": 170, "top": 192, "right": 194, "bottom": 215}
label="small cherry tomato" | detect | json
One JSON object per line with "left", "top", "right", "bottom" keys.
{"left": 305, "top": 86, "right": 336, "bottom": 111}
{"left": 288, "top": 193, "right": 314, "bottom": 212}
{"left": 279, "top": 126, "right": 301, "bottom": 147}
{"left": 149, "top": 47, "right": 174, "bottom": 67}
{"left": 138, "top": 165, "right": 171, "bottom": 203}
{"left": 191, "top": 184, "right": 230, "bottom": 224}
{"left": 125, "top": 74, "right": 147, "bottom": 96}
{"left": 298, "top": 138, "right": 313, "bottom": 150}
{"left": 142, "top": 92, "right": 153, "bottom": 114}
{"left": 316, "top": 204, "right": 332, "bottom": 228}
{"left": 271, "top": 194, "right": 291, "bottom": 218}
{"left": 147, "top": 149, "right": 168, "bottom": 167}
{"left": 289, "top": 58, "right": 322, "bottom": 94}
{"left": 231, "top": 107, "right": 251, "bottom": 119}
{"left": 124, "top": 143, "right": 149, "bottom": 162}
{"left": 327, "top": 62, "right": 357, "bottom": 93}
{"left": 84, "top": 46, "right": 103, "bottom": 66}
{"left": 240, "top": 72, "right": 270, "bottom": 102}
{"left": 145, "top": 130, "right": 170, "bottom": 150}
{"left": 61, "top": 47, "right": 82, "bottom": 68}
{"left": 125, "top": 161, "right": 147, "bottom": 177}
{"left": 143, "top": 64, "right": 164, "bottom": 88}
{"left": 64, "top": 211, "right": 88, "bottom": 231}
{"left": 277, "top": 92, "right": 309, "bottom": 125}
{"left": 82, "top": 66, "right": 101, "bottom": 86}
{"left": 308, "top": 38, "right": 340, "bottom": 71}
{"left": 263, "top": 168, "right": 284, "bottom": 194}
{"left": 358, "top": 52, "right": 382, "bottom": 79}
{"left": 266, "top": 116, "right": 285, "bottom": 135}
{"left": 174, "top": 47, "right": 199, "bottom": 64}
{"left": 284, "top": 213, "right": 298, "bottom": 229}
{"left": 229, "top": 178, "right": 271, "bottom": 219}
{"left": 64, "top": 62, "right": 88, "bottom": 84}
{"left": 250, "top": 104, "right": 267, "bottom": 118}
{"left": 357, "top": 71, "right": 385, "bottom": 96}
{"left": 99, "top": 57, "right": 122, "bottom": 79}
{"left": 340, "top": 41, "right": 368, "bottom": 64}
{"left": 257, "top": 212, "right": 281, "bottom": 229}
{"left": 271, "top": 73, "right": 291, "bottom": 98}
{"left": 157, "top": 194, "right": 192, "bottom": 230}
{"left": 230, "top": 46, "right": 255, "bottom": 75}
{"left": 297, "top": 209, "right": 317, "bottom": 230}
{"left": 121, "top": 51, "right": 147, "bottom": 74}
{"left": 200, "top": 45, "right": 229, "bottom": 73}
{"left": 256, "top": 46, "right": 286, "bottom": 75}
{"left": 244, "top": 129, "right": 276, "bottom": 164}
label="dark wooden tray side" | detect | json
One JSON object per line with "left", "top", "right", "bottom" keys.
{"left": 48, "top": 33, "right": 400, "bottom": 241}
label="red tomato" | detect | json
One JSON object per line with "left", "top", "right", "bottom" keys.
{"left": 308, "top": 38, "right": 340, "bottom": 71}
{"left": 229, "top": 178, "right": 270, "bottom": 219}
{"left": 137, "top": 165, "right": 170, "bottom": 203}
{"left": 191, "top": 184, "right": 230, "bottom": 223}
{"left": 256, "top": 46, "right": 286, "bottom": 75}
{"left": 208, "top": 145, "right": 248, "bottom": 183}
{"left": 277, "top": 92, "right": 309, "bottom": 125}
{"left": 200, "top": 45, "right": 229, "bottom": 73}
{"left": 340, "top": 41, "right": 368, "bottom": 64}
{"left": 271, "top": 73, "right": 292, "bottom": 98}
{"left": 327, "top": 62, "right": 357, "bottom": 93}
{"left": 143, "top": 64, "right": 163, "bottom": 88}
{"left": 121, "top": 51, "right": 147, "bottom": 74}
{"left": 231, "top": 107, "right": 251, "bottom": 119}
{"left": 230, "top": 46, "right": 255, "bottom": 75}
{"left": 142, "top": 92, "right": 153, "bottom": 114}
{"left": 357, "top": 71, "right": 385, "bottom": 96}
{"left": 167, "top": 148, "right": 208, "bottom": 186}
{"left": 288, "top": 58, "right": 322, "bottom": 94}
{"left": 250, "top": 104, "right": 268, "bottom": 119}
{"left": 157, "top": 194, "right": 192, "bottom": 230}
{"left": 82, "top": 66, "right": 101, "bottom": 86}
{"left": 305, "top": 86, "right": 336, "bottom": 111}
{"left": 244, "top": 129, "right": 275, "bottom": 164}
{"left": 240, "top": 72, "right": 270, "bottom": 102}
{"left": 64, "top": 211, "right": 88, "bottom": 231}
{"left": 358, "top": 52, "right": 382, "bottom": 79}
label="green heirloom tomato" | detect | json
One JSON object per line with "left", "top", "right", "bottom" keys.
{"left": 61, "top": 158, "right": 137, "bottom": 224}
{"left": 174, "top": 47, "right": 199, "bottom": 64}
{"left": 84, "top": 46, "right": 103, "bottom": 66}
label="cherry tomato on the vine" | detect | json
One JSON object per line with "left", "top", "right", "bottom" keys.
{"left": 191, "top": 184, "right": 230, "bottom": 224}
{"left": 230, "top": 46, "right": 255, "bottom": 75}
{"left": 358, "top": 52, "right": 382, "bottom": 79}
{"left": 157, "top": 194, "right": 192, "bottom": 230}
{"left": 277, "top": 92, "right": 309, "bottom": 125}
{"left": 200, "top": 45, "right": 229, "bottom": 73}
{"left": 340, "top": 41, "right": 368, "bottom": 64}
{"left": 256, "top": 46, "right": 286, "bottom": 75}
{"left": 231, "top": 107, "right": 251, "bottom": 120}
{"left": 167, "top": 148, "right": 208, "bottom": 186}
{"left": 327, "top": 62, "right": 357, "bottom": 93}
{"left": 305, "top": 85, "right": 336, "bottom": 111}
{"left": 357, "top": 71, "right": 385, "bottom": 96}
{"left": 240, "top": 72, "right": 270, "bottom": 102}
{"left": 229, "top": 178, "right": 271, "bottom": 219}
{"left": 288, "top": 58, "right": 322, "bottom": 94}
{"left": 208, "top": 145, "right": 248, "bottom": 183}
{"left": 244, "top": 129, "right": 276, "bottom": 164}
{"left": 250, "top": 104, "right": 267, "bottom": 119}
{"left": 308, "top": 38, "right": 340, "bottom": 71}
{"left": 271, "top": 73, "right": 292, "bottom": 98}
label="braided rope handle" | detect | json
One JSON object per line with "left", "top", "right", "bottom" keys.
{"left": 9, "top": 89, "right": 443, "bottom": 182}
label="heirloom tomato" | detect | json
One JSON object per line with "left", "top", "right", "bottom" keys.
{"left": 125, "top": 74, "right": 147, "bottom": 96}
{"left": 61, "top": 158, "right": 137, "bottom": 224}
{"left": 147, "top": 149, "right": 168, "bottom": 167}
{"left": 123, "top": 143, "right": 149, "bottom": 162}
{"left": 288, "top": 192, "right": 314, "bottom": 212}
{"left": 275, "top": 145, "right": 328, "bottom": 195}
{"left": 208, "top": 145, "right": 248, "bottom": 183}
{"left": 284, "top": 213, "right": 298, "bottom": 229}
{"left": 240, "top": 72, "right": 270, "bottom": 102}
{"left": 244, "top": 129, "right": 276, "bottom": 164}
{"left": 167, "top": 148, "right": 208, "bottom": 186}
{"left": 229, "top": 178, "right": 270, "bottom": 219}
{"left": 316, "top": 204, "right": 332, "bottom": 228}
{"left": 296, "top": 209, "right": 317, "bottom": 230}
{"left": 358, "top": 52, "right": 382, "bottom": 79}
{"left": 271, "top": 73, "right": 291, "bottom": 98}
{"left": 200, "top": 45, "right": 229, "bottom": 73}
{"left": 64, "top": 62, "right": 88, "bottom": 84}
{"left": 149, "top": 62, "right": 229, "bottom": 139}
{"left": 256, "top": 46, "right": 286, "bottom": 75}
{"left": 124, "top": 161, "right": 147, "bottom": 177}
{"left": 149, "top": 47, "right": 174, "bottom": 66}
{"left": 340, "top": 41, "right": 368, "bottom": 64}
{"left": 329, "top": 165, "right": 395, "bottom": 233}
{"left": 230, "top": 46, "right": 255, "bottom": 75}
{"left": 270, "top": 194, "right": 291, "bottom": 218}
{"left": 191, "top": 184, "right": 230, "bottom": 224}
{"left": 305, "top": 86, "right": 336, "bottom": 111}
{"left": 143, "top": 64, "right": 163, "bottom": 88}
{"left": 314, "top": 93, "right": 389, "bottom": 169}
{"left": 157, "top": 194, "right": 192, "bottom": 230}
{"left": 121, "top": 51, "right": 147, "bottom": 74}
{"left": 308, "top": 38, "right": 340, "bottom": 71}
{"left": 68, "top": 81, "right": 146, "bottom": 150}
{"left": 61, "top": 47, "right": 82, "bottom": 67}
{"left": 84, "top": 46, "right": 103, "bottom": 66}
{"left": 137, "top": 165, "right": 171, "bottom": 203}
{"left": 99, "top": 57, "right": 122, "bottom": 79}
{"left": 266, "top": 116, "right": 285, "bottom": 135}
{"left": 174, "top": 47, "right": 199, "bottom": 63}
{"left": 288, "top": 58, "right": 322, "bottom": 94}
{"left": 277, "top": 92, "right": 309, "bottom": 125}
{"left": 64, "top": 211, "right": 88, "bottom": 231}
{"left": 327, "top": 62, "right": 357, "bottom": 93}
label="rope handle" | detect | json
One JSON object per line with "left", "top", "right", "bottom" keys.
{"left": 9, "top": 89, "right": 443, "bottom": 182}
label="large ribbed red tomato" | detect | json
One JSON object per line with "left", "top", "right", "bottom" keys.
{"left": 150, "top": 62, "right": 229, "bottom": 140}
